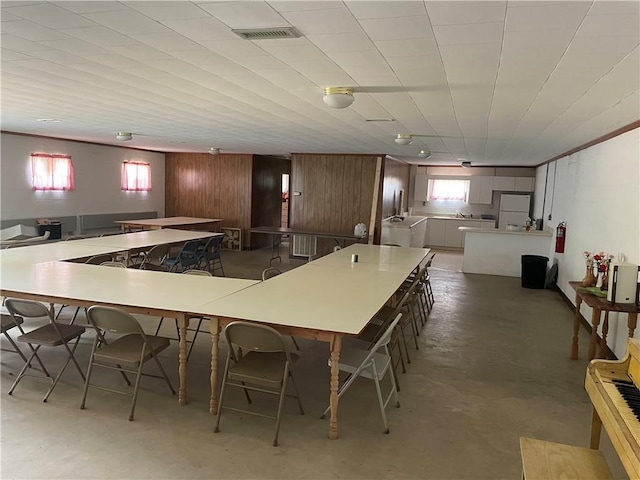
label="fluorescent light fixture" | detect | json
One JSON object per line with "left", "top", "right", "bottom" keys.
{"left": 323, "top": 87, "right": 355, "bottom": 108}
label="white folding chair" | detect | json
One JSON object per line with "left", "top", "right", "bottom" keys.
{"left": 321, "top": 313, "right": 402, "bottom": 433}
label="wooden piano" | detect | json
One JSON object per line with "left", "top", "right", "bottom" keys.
{"left": 586, "top": 337, "right": 640, "bottom": 478}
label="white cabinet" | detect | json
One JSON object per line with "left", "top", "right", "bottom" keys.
{"left": 468, "top": 176, "right": 493, "bottom": 204}
{"left": 514, "top": 177, "right": 535, "bottom": 192}
{"left": 381, "top": 217, "right": 428, "bottom": 248}
{"left": 426, "top": 219, "right": 446, "bottom": 247}
{"left": 444, "top": 221, "right": 464, "bottom": 248}
{"left": 492, "top": 176, "right": 516, "bottom": 191}
{"left": 414, "top": 174, "right": 428, "bottom": 202}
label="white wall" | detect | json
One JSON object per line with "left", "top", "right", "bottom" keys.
{"left": 0, "top": 133, "right": 165, "bottom": 222}
{"left": 535, "top": 128, "right": 640, "bottom": 357}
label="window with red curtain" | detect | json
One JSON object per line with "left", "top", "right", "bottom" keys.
{"left": 428, "top": 179, "right": 469, "bottom": 202}
{"left": 121, "top": 161, "right": 152, "bottom": 191}
{"left": 31, "top": 153, "right": 75, "bottom": 191}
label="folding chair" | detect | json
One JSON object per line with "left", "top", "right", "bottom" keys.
{"left": 214, "top": 321, "right": 304, "bottom": 446}
{"left": 154, "top": 270, "right": 212, "bottom": 360}
{"left": 136, "top": 243, "right": 170, "bottom": 270}
{"left": 100, "top": 261, "right": 127, "bottom": 268}
{"left": 1, "top": 313, "right": 28, "bottom": 362}
{"left": 5, "top": 299, "right": 86, "bottom": 402}
{"left": 321, "top": 313, "right": 402, "bottom": 434}
{"left": 197, "top": 235, "right": 225, "bottom": 276}
{"left": 164, "top": 240, "right": 201, "bottom": 272}
{"left": 82, "top": 306, "right": 175, "bottom": 421}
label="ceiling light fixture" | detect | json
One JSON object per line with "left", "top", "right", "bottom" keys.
{"left": 418, "top": 150, "right": 431, "bottom": 159}
{"left": 394, "top": 134, "right": 413, "bottom": 145}
{"left": 116, "top": 132, "right": 132, "bottom": 141}
{"left": 209, "top": 147, "right": 220, "bottom": 155}
{"left": 323, "top": 87, "right": 355, "bottom": 109}
{"left": 36, "top": 118, "right": 61, "bottom": 123}
{"left": 461, "top": 161, "right": 471, "bottom": 168}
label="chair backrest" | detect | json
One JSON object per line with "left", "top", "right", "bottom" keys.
{"left": 143, "top": 243, "right": 170, "bottom": 265}
{"left": 100, "top": 261, "right": 127, "bottom": 268}
{"left": 140, "top": 263, "right": 168, "bottom": 272}
{"left": 5, "top": 298, "right": 51, "bottom": 320}
{"left": 183, "top": 269, "right": 212, "bottom": 277}
{"left": 261, "top": 267, "right": 282, "bottom": 281}
{"left": 425, "top": 252, "right": 436, "bottom": 268}
{"left": 86, "top": 254, "right": 114, "bottom": 265}
{"left": 181, "top": 240, "right": 202, "bottom": 254}
{"left": 372, "top": 313, "right": 403, "bottom": 350}
{"left": 224, "top": 321, "right": 289, "bottom": 359}
{"left": 86, "top": 305, "right": 146, "bottom": 336}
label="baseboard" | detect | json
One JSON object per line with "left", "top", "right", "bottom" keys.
{"left": 556, "top": 287, "right": 618, "bottom": 360}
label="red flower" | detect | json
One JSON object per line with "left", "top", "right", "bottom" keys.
{"left": 593, "top": 254, "right": 601, "bottom": 261}
{"left": 599, "top": 264, "right": 607, "bottom": 272}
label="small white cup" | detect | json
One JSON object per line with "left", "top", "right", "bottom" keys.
{"left": 351, "top": 254, "right": 358, "bottom": 263}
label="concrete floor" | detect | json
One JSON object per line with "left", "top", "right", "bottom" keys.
{"left": 0, "top": 245, "right": 628, "bottom": 479}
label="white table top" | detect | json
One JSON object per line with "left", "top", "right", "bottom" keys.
{"left": 1, "top": 260, "right": 257, "bottom": 315}
{"left": 193, "top": 261, "right": 412, "bottom": 335}
{"left": 113, "top": 217, "right": 223, "bottom": 227}
{"left": 311, "top": 244, "right": 429, "bottom": 272}
{"left": 74, "top": 229, "right": 220, "bottom": 250}
{"left": 1, "top": 242, "right": 120, "bottom": 265}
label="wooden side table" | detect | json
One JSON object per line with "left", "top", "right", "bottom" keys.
{"left": 569, "top": 281, "right": 639, "bottom": 360}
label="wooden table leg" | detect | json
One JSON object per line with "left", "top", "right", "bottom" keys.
{"left": 571, "top": 295, "right": 583, "bottom": 359}
{"left": 599, "top": 311, "right": 609, "bottom": 359}
{"left": 590, "top": 408, "right": 602, "bottom": 449}
{"left": 588, "top": 308, "right": 602, "bottom": 361}
{"left": 209, "top": 317, "right": 220, "bottom": 415}
{"left": 329, "top": 334, "right": 342, "bottom": 440}
{"left": 177, "top": 315, "right": 189, "bottom": 405}
{"left": 627, "top": 313, "right": 638, "bottom": 338}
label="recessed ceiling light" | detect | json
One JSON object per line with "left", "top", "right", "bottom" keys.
{"left": 36, "top": 118, "right": 61, "bottom": 123}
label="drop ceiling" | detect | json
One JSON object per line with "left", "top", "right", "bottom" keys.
{"left": 1, "top": 0, "right": 638, "bottom": 166}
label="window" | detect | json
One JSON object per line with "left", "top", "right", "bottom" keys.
{"left": 121, "top": 161, "right": 152, "bottom": 191}
{"left": 428, "top": 179, "right": 469, "bottom": 202}
{"left": 31, "top": 153, "right": 75, "bottom": 190}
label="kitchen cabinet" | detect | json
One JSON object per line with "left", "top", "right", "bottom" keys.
{"left": 381, "top": 216, "right": 427, "bottom": 248}
{"left": 426, "top": 218, "right": 446, "bottom": 246}
{"left": 492, "top": 176, "right": 516, "bottom": 191}
{"left": 468, "top": 176, "right": 493, "bottom": 204}
{"left": 514, "top": 177, "right": 535, "bottom": 192}
{"left": 414, "top": 174, "right": 428, "bottom": 202}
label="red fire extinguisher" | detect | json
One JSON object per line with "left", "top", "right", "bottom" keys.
{"left": 555, "top": 221, "right": 567, "bottom": 253}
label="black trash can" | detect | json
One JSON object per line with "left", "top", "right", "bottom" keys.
{"left": 521, "top": 255, "right": 548, "bottom": 289}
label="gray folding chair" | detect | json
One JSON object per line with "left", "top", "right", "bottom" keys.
{"left": 82, "top": 306, "right": 175, "bottom": 421}
{"left": 1, "top": 313, "right": 28, "bottom": 362}
{"left": 137, "top": 243, "right": 170, "bottom": 270}
{"left": 321, "top": 313, "right": 402, "bottom": 434}
{"left": 214, "top": 321, "right": 304, "bottom": 446}
{"left": 100, "top": 261, "right": 127, "bottom": 268}
{"left": 5, "top": 299, "right": 86, "bottom": 402}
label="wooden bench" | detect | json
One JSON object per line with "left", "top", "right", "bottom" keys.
{"left": 519, "top": 437, "right": 613, "bottom": 479}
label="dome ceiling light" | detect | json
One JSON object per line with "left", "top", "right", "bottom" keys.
{"left": 394, "top": 134, "right": 413, "bottom": 145}
{"left": 116, "top": 132, "right": 132, "bottom": 141}
{"left": 418, "top": 150, "right": 431, "bottom": 159}
{"left": 209, "top": 147, "right": 220, "bottom": 155}
{"left": 323, "top": 87, "right": 355, "bottom": 109}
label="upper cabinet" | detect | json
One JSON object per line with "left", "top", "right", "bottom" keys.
{"left": 468, "top": 176, "right": 493, "bottom": 204}
{"left": 514, "top": 177, "right": 535, "bottom": 192}
{"left": 414, "top": 174, "right": 428, "bottom": 202}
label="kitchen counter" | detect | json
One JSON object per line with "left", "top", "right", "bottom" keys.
{"left": 381, "top": 216, "right": 427, "bottom": 247}
{"left": 424, "top": 217, "right": 496, "bottom": 250}
{"left": 382, "top": 216, "right": 427, "bottom": 229}
{"left": 461, "top": 227, "right": 553, "bottom": 277}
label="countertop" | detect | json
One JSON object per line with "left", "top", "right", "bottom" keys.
{"left": 382, "top": 216, "right": 428, "bottom": 228}
{"left": 427, "top": 216, "right": 495, "bottom": 222}
{"left": 458, "top": 227, "right": 552, "bottom": 237}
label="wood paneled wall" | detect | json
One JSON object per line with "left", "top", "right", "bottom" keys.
{"left": 251, "top": 156, "right": 290, "bottom": 249}
{"left": 382, "top": 157, "right": 411, "bottom": 218}
{"left": 290, "top": 154, "right": 382, "bottom": 256}
{"left": 165, "top": 153, "right": 252, "bottom": 248}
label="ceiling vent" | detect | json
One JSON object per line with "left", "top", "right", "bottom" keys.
{"left": 232, "top": 27, "right": 301, "bottom": 40}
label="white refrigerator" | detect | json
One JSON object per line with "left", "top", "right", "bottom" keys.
{"left": 499, "top": 194, "right": 531, "bottom": 229}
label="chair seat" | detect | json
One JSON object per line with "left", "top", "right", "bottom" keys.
{"left": 1, "top": 313, "right": 23, "bottom": 332}
{"left": 18, "top": 323, "right": 85, "bottom": 346}
{"left": 331, "top": 347, "right": 391, "bottom": 382}
{"left": 229, "top": 351, "right": 299, "bottom": 388}
{"left": 94, "top": 334, "right": 170, "bottom": 367}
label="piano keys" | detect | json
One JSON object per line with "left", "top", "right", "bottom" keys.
{"left": 585, "top": 337, "right": 640, "bottom": 478}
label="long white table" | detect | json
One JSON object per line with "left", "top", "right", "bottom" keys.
{"left": 0, "top": 230, "right": 256, "bottom": 405}
{"left": 114, "top": 216, "right": 223, "bottom": 232}
{"left": 191, "top": 243, "right": 430, "bottom": 438}
{"left": 1, "top": 236, "right": 429, "bottom": 439}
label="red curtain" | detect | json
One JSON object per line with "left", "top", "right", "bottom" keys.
{"left": 31, "top": 153, "right": 74, "bottom": 190}
{"left": 121, "top": 161, "right": 152, "bottom": 191}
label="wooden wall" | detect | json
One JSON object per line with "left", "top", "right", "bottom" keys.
{"left": 382, "top": 157, "right": 411, "bottom": 218}
{"left": 251, "top": 156, "right": 290, "bottom": 249}
{"left": 165, "top": 153, "right": 253, "bottom": 248}
{"left": 290, "top": 154, "right": 382, "bottom": 256}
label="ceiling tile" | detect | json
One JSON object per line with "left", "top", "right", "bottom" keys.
{"left": 306, "top": 32, "right": 374, "bottom": 53}
{"left": 197, "top": 1, "right": 286, "bottom": 29}
{"left": 588, "top": 0, "right": 640, "bottom": 16}
{"left": 1, "top": 33, "right": 53, "bottom": 52}
{"left": 359, "top": 15, "right": 433, "bottom": 41}
{"left": 577, "top": 13, "right": 640, "bottom": 37}
{"left": 426, "top": 1, "right": 506, "bottom": 25}
{"left": 60, "top": 26, "right": 139, "bottom": 47}
{"left": 267, "top": 1, "right": 344, "bottom": 13}
{"left": 161, "top": 17, "right": 238, "bottom": 41}
{"left": 1, "top": 20, "right": 71, "bottom": 41}
{"left": 40, "top": 38, "right": 111, "bottom": 56}
{"left": 130, "top": 32, "right": 206, "bottom": 52}
{"left": 375, "top": 37, "right": 439, "bottom": 57}
{"left": 3, "top": 3, "right": 96, "bottom": 29}
{"left": 125, "top": 1, "right": 211, "bottom": 21}
{"left": 505, "top": 3, "right": 590, "bottom": 32}
{"left": 345, "top": 1, "right": 426, "bottom": 20}
{"left": 325, "top": 49, "right": 386, "bottom": 67}
{"left": 433, "top": 22, "right": 504, "bottom": 46}
{"left": 82, "top": 10, "right": 169, "bottom": 35}
{"left": 567, "top": 35, "right": 639, "bottom": 55}
{"left": 52, "top": 2, "right": 129, "bottom": 14}
{"left": 282, "top": 7, "right": 362, "bottom": 35}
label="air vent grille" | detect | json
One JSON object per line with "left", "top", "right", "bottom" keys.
{"left": 232, "top": 27, "right": 301, "bottom": 40}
